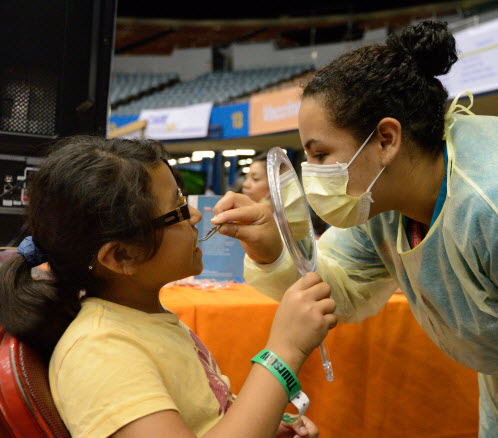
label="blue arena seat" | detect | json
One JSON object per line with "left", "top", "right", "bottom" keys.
{"left": 111, "top": 64, "right": 314, "bottom": 115}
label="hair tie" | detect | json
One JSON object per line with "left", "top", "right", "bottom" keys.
{"left": 17, "top": 236, "right": 48, "bottom": 267}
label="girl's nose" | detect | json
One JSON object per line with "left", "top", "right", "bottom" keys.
{"left": 188, "top": 205, "right": 202, "bottom": 225}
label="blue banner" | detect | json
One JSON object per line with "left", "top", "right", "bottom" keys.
{"left": 108, "top": 114, "right": 139, "bottom": 130}
{"left": 208, "top": 102, "right": 249, "bottom": 139}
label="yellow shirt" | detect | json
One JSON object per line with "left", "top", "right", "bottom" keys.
{"left": 49, "top": 298, "right": 234, "bottom": 438}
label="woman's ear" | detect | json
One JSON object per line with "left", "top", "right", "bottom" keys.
{"left": 97, "top": 242, "right": 140, "bottom": 276}
{"left": 376, "top": 118, "right": 402, "bottom": 167}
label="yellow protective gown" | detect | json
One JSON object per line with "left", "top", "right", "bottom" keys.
{"left": 244, "top": 111, "right": 498, "bottom": 437}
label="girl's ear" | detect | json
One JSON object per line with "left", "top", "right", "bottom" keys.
{"left": 97, "top": 242, "right": 140, "bottom": 275}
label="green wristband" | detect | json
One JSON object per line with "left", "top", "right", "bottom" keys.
{"left": 251, "top": 349, "right": 302, "bottom": 401}
{"left": 251, "top": 349, "right": 310, "bottom": 423}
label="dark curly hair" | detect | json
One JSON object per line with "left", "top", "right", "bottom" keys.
{"left": 302, "top": 21, "right": 459, "bottom": 154}
{"left": 0, "top": 136, "right": 170, "bottom": 362}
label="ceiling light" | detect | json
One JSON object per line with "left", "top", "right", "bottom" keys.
{"left": 192, "top": 151, "right": 215, "bottom": 159}
{"left": 236, "top": 149, "right": 256, "bottom": 156}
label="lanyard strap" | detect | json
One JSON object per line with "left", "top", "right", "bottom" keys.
{"left": 409, "top": 220, "right": 422, "bottom": 248}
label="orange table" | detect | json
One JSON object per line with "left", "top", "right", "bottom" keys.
{"left": 159, "top": 283, "right": 479, "bottom": 437}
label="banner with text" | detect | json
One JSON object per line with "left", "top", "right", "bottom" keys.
{"left": 249, "top": 87, "right": 301, "bottom": 136}
{"left": 139, "top": 102, "right": 213, "bottom": 140}
{"left": 209, "top": 102, "right": 249, "bottom": 138}
{"left": 439, "top": 18, "right": 498, "bottom": 98}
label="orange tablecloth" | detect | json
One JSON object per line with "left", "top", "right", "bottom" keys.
{"left": 159, "top": 283, "right": 479, "bottom": 437}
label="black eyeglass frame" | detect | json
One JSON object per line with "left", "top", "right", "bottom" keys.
{"left": 151, "top": 190, "right": 191, "bottom": 228}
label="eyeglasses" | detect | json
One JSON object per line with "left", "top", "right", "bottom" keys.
{"left": 151, "top": 189, "right": 191, "bottom": 228}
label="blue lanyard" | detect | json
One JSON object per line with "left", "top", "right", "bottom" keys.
{"left": 403, "top": 142, "right": 448, "bottom": 248}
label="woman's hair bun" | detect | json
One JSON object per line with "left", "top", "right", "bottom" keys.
{"left": 387, "top": 20, "right": 459, "bottom": 77}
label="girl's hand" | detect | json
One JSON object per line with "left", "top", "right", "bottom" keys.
{"left": 212, "top": 191, "right": 283, "bottom": 264}
{"left": 276, "top": 415, "right": 319, "bottom": 437}
{"left": 267, "top": 272, "right": 337, "bottom": 366}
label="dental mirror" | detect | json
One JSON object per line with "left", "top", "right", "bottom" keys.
{"left": 267, "top": 146, "right": 334, "bottom": 382}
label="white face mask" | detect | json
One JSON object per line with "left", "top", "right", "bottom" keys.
{"left": 301, "top": 130, "right": 385, "bottom": 228}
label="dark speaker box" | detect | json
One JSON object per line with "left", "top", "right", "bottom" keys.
{"left": 0, "top": 0, "right": 117, "bottom": 156}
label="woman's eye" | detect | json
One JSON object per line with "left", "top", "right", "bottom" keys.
{"left": 313, "top": 153, "right": 327, "bottom": 162}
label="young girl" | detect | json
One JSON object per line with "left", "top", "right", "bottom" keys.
{"left": 0, "top": 136, "right": 337, "bottom": 438}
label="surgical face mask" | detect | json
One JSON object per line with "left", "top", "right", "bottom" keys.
{"left": 280, "top": 170, "right": 310, "bottom": 241}
{"left": 259, "top": 192, "right": 271, "bottom": 205}
{"left": 301, "top": 130, "right": 385, "bottom": 228}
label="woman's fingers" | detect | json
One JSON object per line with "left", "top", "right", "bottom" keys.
{"left": 212, "top": 191, "right": 255, "bottom": 217}
{"left": 212, "top": 192, "right": 283, "bottom": 264}
{"left": 212, "top": 204, "right": 271, "bottom": 226}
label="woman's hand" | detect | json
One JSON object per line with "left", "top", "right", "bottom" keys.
{"left": 212, "top": 191, "right": 283, "bottom": 264}
{"left": 276, "top": 416, "right": 319, "bottom": 437}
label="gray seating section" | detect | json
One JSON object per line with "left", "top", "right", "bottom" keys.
{"left": 111, "top": 64, "right": 314, "bottom": 115}
{"left": 109, "top": 72, "right": 179, "bottom": 106}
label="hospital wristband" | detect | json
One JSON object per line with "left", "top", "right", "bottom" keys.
{"left": 251, "top": 349, "right": 310, "bottom": 423}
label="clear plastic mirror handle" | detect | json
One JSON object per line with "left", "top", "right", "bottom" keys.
{"left": 267, "top": 146, "right": 334, "bottom": 383}
{"left": 319, "top": 341, "right": 334, "bottom": 382}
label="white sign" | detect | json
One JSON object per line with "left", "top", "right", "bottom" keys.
{"left": 139, "top": 102, "right": 213, "bottom": 140}
{"left": 439, "top": 18, "right": 498, "bottom": 98}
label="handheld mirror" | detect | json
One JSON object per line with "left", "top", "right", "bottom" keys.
{"left": 267, "top": 146, "right": 334, "bottom": 382}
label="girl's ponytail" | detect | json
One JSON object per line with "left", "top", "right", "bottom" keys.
{"left": 0, "top": 253, "right": 78, "bottom": 363}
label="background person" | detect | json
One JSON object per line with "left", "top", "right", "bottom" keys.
{"left": 211, "top": 21, "right": 497, "bottom": 437}
{"left": 242, "top": 153, "right": 272, "bottom": 208}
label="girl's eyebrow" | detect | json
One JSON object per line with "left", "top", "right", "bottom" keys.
{"left": 169, "top": 187, "right": 180, "bottom": 206}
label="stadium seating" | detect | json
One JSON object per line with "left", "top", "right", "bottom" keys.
{"left": 111, "top": 64, "right": 314, "bottom": 115}
{"left": 109, "top": 72, "right": 179, "bottom": 107}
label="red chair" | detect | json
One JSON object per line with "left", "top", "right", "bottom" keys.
{"left": 0, "top": 326, "right": 70, "bottom": 437}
